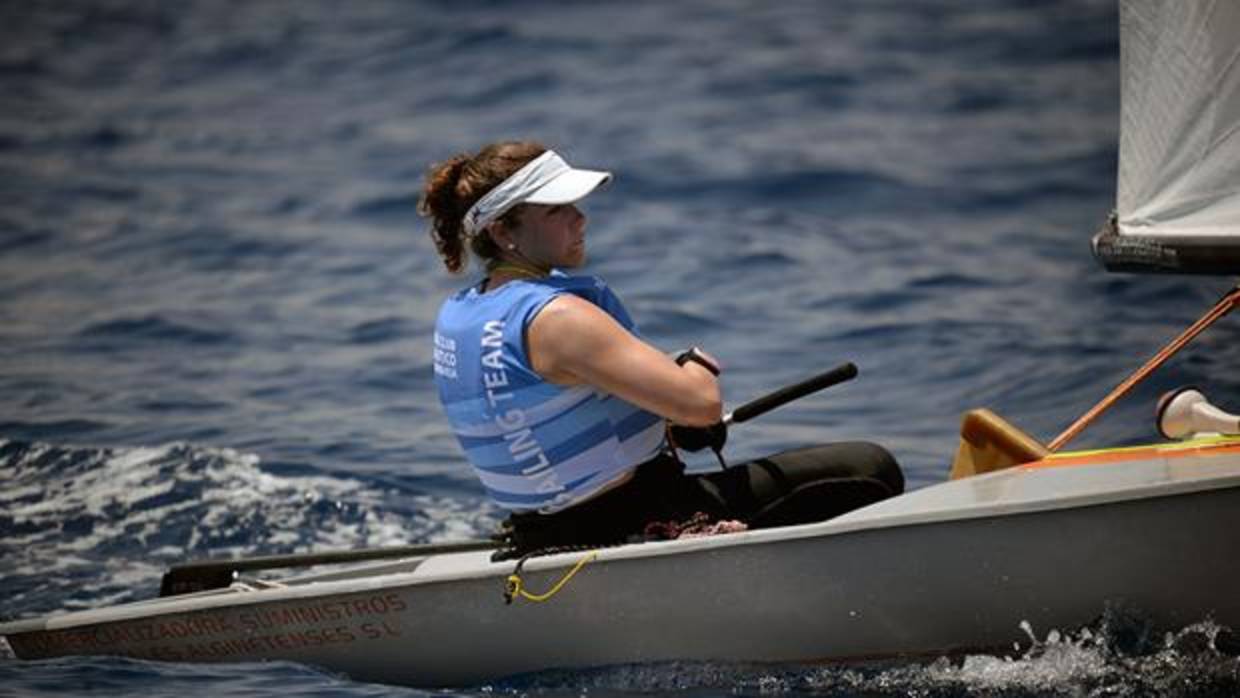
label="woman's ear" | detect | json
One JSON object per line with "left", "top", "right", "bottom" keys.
{"left": 487, "top": 221, "right": 516, "bottom": 252}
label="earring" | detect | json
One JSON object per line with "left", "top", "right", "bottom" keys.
{"left": 507, "top": 244, "right": 517, "bottom": 250}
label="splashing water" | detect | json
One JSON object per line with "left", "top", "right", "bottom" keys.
{"left": 0, "top": 439, "right": 499, "bottom": 619}
{"left": 492, "top": 606, "right": 1239, "bottom": 697}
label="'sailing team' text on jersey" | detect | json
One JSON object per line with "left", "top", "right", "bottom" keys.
{"left": 433, "top": 273, "right": 665, "bottom": 513}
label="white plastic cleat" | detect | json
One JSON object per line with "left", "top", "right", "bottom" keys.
{"left": 1157, "top": 387, "right": 1240, "bottom": 440}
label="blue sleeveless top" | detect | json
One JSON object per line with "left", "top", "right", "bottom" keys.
{"left": 432, "top": 272, "right": 666, "bottom": 513}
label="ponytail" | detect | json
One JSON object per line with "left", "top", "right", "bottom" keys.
{"left": 419, "top": 155, "right": 471, "bottom": 273}
{"left": 417, "top": 141, "right": 547, "bottom": 273}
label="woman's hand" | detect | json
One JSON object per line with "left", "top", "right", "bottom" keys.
{"left": 527, "top": 295, "right": 722, "bottom": 426}
{"left": 669, "top": 421, "right": 728, "bottom": 453}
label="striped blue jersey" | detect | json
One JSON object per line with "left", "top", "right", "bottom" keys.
{"left": 432, "top": 272, "right": 666, "bottom": 513}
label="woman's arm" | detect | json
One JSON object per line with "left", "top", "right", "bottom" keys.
{"left": 527, "top": 294, "right": 722, "bottom": 426}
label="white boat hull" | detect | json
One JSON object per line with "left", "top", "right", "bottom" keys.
{"left": 4, "top": 440, "right": 1239, "bottom": 687}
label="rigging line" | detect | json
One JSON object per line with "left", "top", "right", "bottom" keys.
{"left": 504, "top": 550, "right": 598, "bottom": 604}
{"left": 1048, "top": 283, "right": 1240, "bottom": 452}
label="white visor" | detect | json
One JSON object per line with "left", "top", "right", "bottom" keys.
{"left": 462, "top": 150, "right": 611, "bottom": 236}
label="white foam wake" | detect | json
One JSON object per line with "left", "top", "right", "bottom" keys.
{"left": 0, "top": 439, "right": 498, "bottom": 616}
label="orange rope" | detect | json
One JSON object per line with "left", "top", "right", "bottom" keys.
{"left": 1047, "top": 284, "right": 1240, "bottom": 453}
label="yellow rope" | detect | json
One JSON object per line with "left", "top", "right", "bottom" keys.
{"left": 505, "top": 551, "right": 598, "bottom": 603}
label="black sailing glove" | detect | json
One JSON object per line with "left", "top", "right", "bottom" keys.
{"left": 669, "top": 346, "right": 728, "bottom": 465}
{"left": 669, "top": 421, "right": 728, "bottom": 453}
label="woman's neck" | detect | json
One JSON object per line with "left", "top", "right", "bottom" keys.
{"left": 483, "top": 259, "right": 550, "bottom": 292}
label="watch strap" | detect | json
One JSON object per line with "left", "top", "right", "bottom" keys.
{"left": 675, "top": 347, "right": 720, "bottom": 376}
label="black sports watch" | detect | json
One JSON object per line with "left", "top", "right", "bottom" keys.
{"left": 675, "top": 346, "right": 720, "bottom": 376}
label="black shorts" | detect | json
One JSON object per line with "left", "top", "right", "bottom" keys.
{"left": 499, "top": 442, "right": 902, "bottom": 557}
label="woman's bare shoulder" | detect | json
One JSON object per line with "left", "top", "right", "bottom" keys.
{"left": 530, "top": 293, "right": 627, "bottom": 349}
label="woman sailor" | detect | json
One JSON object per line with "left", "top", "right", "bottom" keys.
{"left": 419, "top": 141, "right": 902, "bottom": 555}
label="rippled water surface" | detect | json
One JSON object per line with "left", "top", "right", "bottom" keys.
{"left": 3, "top": 0, "right": 1239, "bottom": 695}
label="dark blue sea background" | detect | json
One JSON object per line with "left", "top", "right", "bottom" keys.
{"left": 3, "top": 0, "right": 1239, "bottom": 695}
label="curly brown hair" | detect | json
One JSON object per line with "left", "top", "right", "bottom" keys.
{"left": 417, "top": 141, "right": 547, "bottom": 273}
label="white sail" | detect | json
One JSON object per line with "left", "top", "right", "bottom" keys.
{"left": 1095, "top": 0, "right": 1240, "bottom": 273}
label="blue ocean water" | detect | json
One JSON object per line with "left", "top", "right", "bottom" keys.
{"left": 2, "top": 0, "right": 1239, "bottom": 695}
